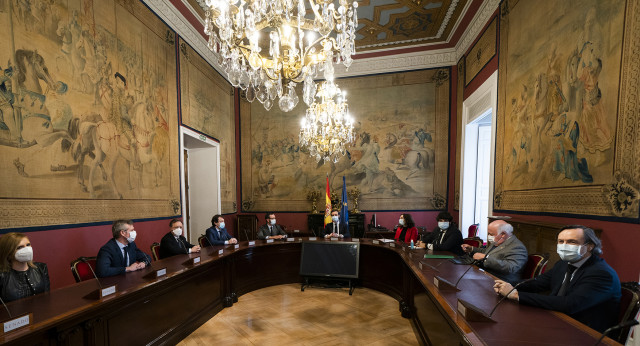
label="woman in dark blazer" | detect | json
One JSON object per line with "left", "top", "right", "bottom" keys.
{"left": 394, "top": 213, "right": 419, "bottom": 243}
{"left": 0, "top": 232, "right": 50, "bottom": 302}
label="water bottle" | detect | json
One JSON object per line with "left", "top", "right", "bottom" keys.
{"left": 410, "top": 239, "right": 414, "bottom": 250}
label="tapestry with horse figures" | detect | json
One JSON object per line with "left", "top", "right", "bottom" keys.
{"left": 0, "top": 0, "right": 180, "bottom": 229}
{"left": 495, "top": 0, "right": 639, "bottom": 220}
{"left": 178, "top": 39, "right": 236, "bottom": 213}
{"left": 240, "top": 69, "right": 450, "bottom": 212}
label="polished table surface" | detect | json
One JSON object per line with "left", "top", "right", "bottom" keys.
{"left": 0, "top": 238, "right": 617, "bottom": 345}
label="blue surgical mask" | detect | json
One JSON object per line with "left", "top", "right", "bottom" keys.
{"left": 332, "top": 216, "right": 339, "bottom": 223}
{"left": 219, "top": 222, "right": 226, "bottom": 229}
{"left": 438, "top": 222, "right": 449, "bottom": 230}
{"left": 557, "top": 243, "right": 586, "bottom": 262}
{"left": 270, "top": 219, "right": 276, "bottom": 225}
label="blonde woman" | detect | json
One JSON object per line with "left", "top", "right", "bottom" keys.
{"left": 0, "top": 232, "right": 50, "bottom": 302}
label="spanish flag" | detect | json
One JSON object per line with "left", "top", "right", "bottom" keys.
{"left": 324, "top": 175, "right": 331, "bottom": 226}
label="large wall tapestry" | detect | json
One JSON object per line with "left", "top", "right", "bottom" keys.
{"left": 495, "top": 0, "right": 639, "bottom": 220}
{"left": 240, "top": 69, "right": 450, "bottom": 212}
{"left": 178, "top": 39, "right": 236, "bottom": 213}
{"left": 0, "top": 0, "right": 180, "bottom": 229}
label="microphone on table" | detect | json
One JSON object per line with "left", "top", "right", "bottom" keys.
{"left": 79, "top": 256, "right": 102, "bottom": 290}
{"left": 593, "top": 319, "right": 639, "bottom": 346}
{"left": 489, "top": 277, "right": 536, "bottom": 317}
{"left": 454, "top": 257, "right": 486, "bottom": 287}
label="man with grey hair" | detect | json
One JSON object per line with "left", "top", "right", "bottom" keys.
{"left": 494, "top": 225, "right": 620, "bottom": 333}
{"left": 96, "top": 219, "right": 151, "bottom": 277}
{"left": 461, "top": 220, "right": 528, "bottom": 284}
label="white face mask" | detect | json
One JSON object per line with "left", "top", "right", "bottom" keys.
{"left": 126, "top": 230, "right": 137, "bottom": 243}
{"left": 487, "top": 235, "right": 495, "bottom": 243}
{"left": 399, "top": 219, "right": 405, "bottom": 226}
{"left": 557, "top": 243, "right": 587, "bottom": 262}
{"left": 172, "top": 228, "right": 182, "bottom": 237}
{"left": 270, "top": 219, "right": 276, "bottom": 225}
{"left": 219, "top": 222, "right": 226, "bottom": 229}
{"left": 332, "top": 216, "right": 339, "bottom": 223}
{"left": 438, "top": 221, "right": 449, "bottom": 230}
{"left": 15, "top": 246, "right": 33, "bottom": 263}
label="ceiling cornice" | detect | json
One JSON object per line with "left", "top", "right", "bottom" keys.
{"left": 144, "top": 0, "right": 500, "bottom": 80}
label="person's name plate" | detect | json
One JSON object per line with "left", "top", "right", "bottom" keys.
{"left": 248, "top": 241, "right": 256, "bottom": 246}
{"left": 308, "top": 237, "right": 317, "bottom": 241}
{"left": 351, "top": 238, "right": 359, "bottom": 242}
{"left": 287, "top": 237, "right": 295, "bottom": 242}
{"left": 144, "top": 267, "right": 167, "bottom": 279}
{"left": 402, "top": 246, "right": 406, "bottom": 252}
{"left": 234, "top": 244, "right": 240, "bottom": 249}
{"left": 294, "top": 229, "right": 300, "bottom": 233}
{"left": 84, "top": 284, "right": 117, "bottom": 300}
{"left": 457, "top": 299, "right": 496, "bottom": 322}
{"left": 218, "top": 249, "right": 224, "bottom": 256}
{"left": 330, "top": 237, "right": 338, "bottom": 241}
{"left": 267, "top": 239, "right": 274, "bottom": 243}
{"left": 373, "top": 240, "right": 380, "bottom": 244}
{"left": 183, "top": 256, "right": 201, "bottom": 266}
{"left": 1, "top": 313, "right": 32, "bottom": 334}
{"left": 389, "top": 243, "right": 396, "bottom": 248}
{"left": 419, "top": 262, "right": 423, "bottom": 270}
{"left": 433, "top": 276, "right": 459, "bottom": 291}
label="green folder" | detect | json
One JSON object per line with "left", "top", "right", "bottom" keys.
{"left": 423, "top": 254, "right": 455, "bottom": 259}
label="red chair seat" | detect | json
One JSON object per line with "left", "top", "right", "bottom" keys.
{"left": 522, "top": 253, "right": 549, "bottom": 279}
{"left": 70, "top": 257, "right": 98, "bottom": 283}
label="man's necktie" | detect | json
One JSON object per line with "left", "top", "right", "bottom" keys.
{"left": 123, "top": 246, "right": 129, "bottom": 266}
{"left": 557, "top": 265, "right": 577, "bottom": 296}
{"left": 177, "top": 236, "right": 185, "bottom": 249}
{"left": 270, "top": 226, "right": 274, "bottom": 236}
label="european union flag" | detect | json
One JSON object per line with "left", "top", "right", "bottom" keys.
{"left": 341, "top": 176, "right": 349, "bottom": 229}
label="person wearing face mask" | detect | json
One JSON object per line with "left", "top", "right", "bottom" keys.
{"left": 416, "top": 212, "right": 463, "bottom": 255}
{"left": 322, "top": 210, "right": 350, "bottom": 239}
{"left": 0, "top": 232, "right": 50, "bottom": 302}
{"left": 493, "top": 225, "right": 620, "bottom": 333}
{"left": 96, "top": 219, "right": 152, "bottom": 277}
{"left": 159, "top": 218, "right": 201, "bottom": 259}
{"left": 205, "top": 215, "right": 238, "bottom": 246}
{"left": 393, "top": 213, "right": 418, "bottom": 243}
{"left": 461, "top": 220, "right": 528, "bottom": 284}
{"left": 257, "top": 213, "right": 287, "bottom": 240}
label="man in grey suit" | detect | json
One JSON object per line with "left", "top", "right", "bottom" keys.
{"left": 257, "top": 213, "right": 287, "bottom": 240}
{"left": 461, "top": 220, "right": 528, "bottom": 284}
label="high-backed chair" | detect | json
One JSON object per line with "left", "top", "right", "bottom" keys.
{"left": 467, "top": 223, "right": 479, "bottom": 238}
{"left": 198, "top": 234, "right": 210, "bottom": 247}
{"left": 522, "top": 253, "right": 549, "bottom": 279}
{"left": 462, "top": 238, "right": 481, "bottom": 248}
{"left": 150, "top": 242, "right": 161, "bottom": 261}
{"left": 70, "top": 256, "right": 98, "bottom": 283}
{"left": 614, "top": 284, "right": 639, "bottom": 343}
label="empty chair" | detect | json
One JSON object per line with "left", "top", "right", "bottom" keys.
{"left": 522, "top": 253, "right": 549, "bottom": 279}
{"left": 462, "top": 238, "right": 481, "bottom": 248}
{"left": 198, "top": 234, "right": 210, "bottom": 247}
{"left": 614, "top": 284, "right": 639, "bottom": 344}
{"left": 467, "top": 223, "right": 479, "bottom": 238}
{"left": 150, "top": 242, "right": 161, "bottom": 261}
{"left": 70, "top": 257, "right": 98, "bottom": 283}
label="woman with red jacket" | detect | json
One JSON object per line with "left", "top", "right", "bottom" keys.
{"left": 394, "top": 213, "right": 418, "bottom": 243}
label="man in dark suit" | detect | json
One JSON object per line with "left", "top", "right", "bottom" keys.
{"left": 159, "top": 218, "right": 201, "bottom": 259}
{"left": 419, "top": 211, "right": 463, "bottom": 255}
{"left": 494, "top": 225, "right": 621, "bottom": 333}
{"left": 257, "top": 213, "right": 287, "bottom": 240}
{"left": 462, "top": 220, "right": 528, "bottom": 284}
{"left": 96, "top": 219, "right": 151, "bottom": 277}
{"left": 205, "top": 214, "right": 238, "bottom": 246}
{"left": 322, "top": 209, "right": 350, "bottom": 238}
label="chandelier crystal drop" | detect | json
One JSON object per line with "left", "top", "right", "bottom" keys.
{"left": 204, "top": 0, "right": 358, "bottom": 112}
{"left": 299, "top": 80, "right": 355, "bottom": 163}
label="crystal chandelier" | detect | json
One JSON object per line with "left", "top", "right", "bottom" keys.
{"left": 299, "top": 80, "right": 355, "bottom": 163}
{"left": 203, "top": 0, "right": 358, "bottom": 112}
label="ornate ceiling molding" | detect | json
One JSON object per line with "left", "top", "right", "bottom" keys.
{"left": 454, "top": 0, "right": 500, "bottom": 60}
{"left": 333, "top": 48, "right": 457, "bottom": 78}
{"left": 143, "top": 0, "right": 225, "bottom": 76}
{"left": 146, "top": 0, "right": 499, "bottom": 81}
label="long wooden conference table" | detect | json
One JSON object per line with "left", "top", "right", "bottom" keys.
{"left": 0, "top": 238, "right": 616, "bottom": 345}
